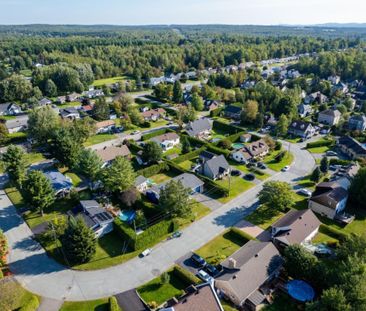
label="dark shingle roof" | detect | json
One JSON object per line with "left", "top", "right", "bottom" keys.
{"left": 338, "top": 136, "right": 366, "bottom": 156}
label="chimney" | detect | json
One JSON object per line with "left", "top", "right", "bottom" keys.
{"left": 228, "top": 258, "right": 237, "bottom": 269}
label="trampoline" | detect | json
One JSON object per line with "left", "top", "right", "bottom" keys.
{"left": 286, "top": 280, "right": 315, "bottom": 302}
{"left": 119, "top": 210, "right": 136, "bottom": 224}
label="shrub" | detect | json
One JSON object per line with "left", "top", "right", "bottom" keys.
{"left": 275, "top": 141, "right": 282, "bottom": 151}
{"left": 172, "top": 147, "right": 205, "bottom": 164}
{"left": 19, "top": 295, "right": 39, "bottom": 311}
{"left": 306, "top": 139, "right": 334, "bottom": 149}
{"left": 329, "top": 158, "right": 351, "bottom": 166}
{"left": 249, "top": 167, "right": 265, "bottom": 176}
{"left": 172, "top": 265, "right": 200, "bottom": 285}
{"left": 137, "top": 162, "right": 169, "bottom": 178}
{"left": 206, "top": 144, "right": 231, "bottom": 157}
{"left": 128, "top": 140, "right": 143, "bottom": 152}
{"left": 210, "top": 107, "right": 223, "bottom": 117}
{"left": 109, "top": 297, "right": 121, "bottom": 311}
{"left": 0, "top": 269, "right": 3, "bottom": 279}
{"left": 185, "top": 135, "right": 205, "bottom": 147}
{"left": 141, "top": 128, "right": 173, "bottom": 141}
{"left": 213, "top": 120, "right": 242, "bottom": 134}
{"left": 319, "top": 224, "right": 348, "bottom": 241}
{"left": 275, "top": 151, "right": 286, "bottom": 163}
{"left": 225, "top": 131, "right": 246, "bottom": 143}
{"left": 230, "top": 227, "right": 255, "bottom": 242}
{"left": 218, "top": 139, "right": 232, "bottom": 149}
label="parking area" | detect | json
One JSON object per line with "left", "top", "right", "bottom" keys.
{"left": 175, "top": 251, "right": 201, "bottom": 275}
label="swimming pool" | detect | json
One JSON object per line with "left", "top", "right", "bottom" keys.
{"left": 119, "top": 210, "right": 136, "bottom": 224}
{"left": 286, "top": 280, "right": 315, "bottom": 302}
{"left": 232, "top": 143, "right": 245, "bottom": 149}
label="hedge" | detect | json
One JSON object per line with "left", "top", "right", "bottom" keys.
{"left": 206, "top": 144, "right": 231, "bottom": 157}
{"left": 19, "top": 295, "right": 39, "bottom": 311}
{"left": 306, "top": 139, "right": 335, "bottom": 149}
{"left": 185, "top": 135, "right": 205, "bottom": 147}
{"left": 109, "top": 297, "right": 121, "bottom": 311}
{"left": 226, "top": 131, "right": 246, "bottom": 143}
{"left": 249, "top": 167, "right": 265, "bottom": 176}
{"left": 210, "top": 107, "right": 223, "bottom": 117}
{"left": 172, "top": 265, "right": 200, "bottom": 285}
{"left": 230, "top": 227, "right": 256, "bottom": 242}
{"left": 329, "top": 158, "right": 351, "bottom": 166}
{"left": 141, "top": 128, "right": 174, "bottom": 141}
{"left": 319, "top": 224, "right": 348, "bottom": 241}
{"left": 137, "top": 162, "right": 169, "bottom": 178}
{"left": 172, "top": 147, "right": 205, "bottom": 164}
{"left": 213, "top": 120, "right": 243, "bottom": 135}
{"left": 128, "top": 141, "right": 143, "bottom": 153}
{"left": 114, "top": 217, "right": 174, "bottom": 251}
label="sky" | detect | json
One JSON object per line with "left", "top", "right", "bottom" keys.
{"left": 1, "top": 0, "right": 366, "bottom": 25}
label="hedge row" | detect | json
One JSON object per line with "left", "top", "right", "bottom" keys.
{"left": 172, "top": 265, "right": 201, "bottom": 285}
{"left": 172, "top": 147, "right": 205, "bottom": 164}
{"left": 213, "top": 120, "right": 243, "bottom": 134}
{"left": 319, "top": 224, "right": 348, "bottom": 241}
{"left": 249, "top": 167, "right": 265, "bottom": 176}
{"left": 128, "top": 140, "right": 143, "bottom": 153}
{"left": 184, "top": 134, "right": 230, "bottom": 157}
{"left": 137, "top": 162, "right": 169, "bottom": 178}
{"left": 329, "top": 158, "right": 351, "bottom": 166}
{"left": 210, "top": 107, "right": 224, "bottom": 117}
{"left": 141, "top": 128, "right": 173, "bottom": 141}
{"left": 306, "top": 139, "right": 335, "bottom": 149}
{"left": 230, "top": 227, "right": 256, "bottom": 242}
{"left": 19, "top": 295, "right": 39, "bottom": 311}
{"left": 226, "top": 131, "right": 246, "bottom": 143}
{"left": 114, "top": 217, "right": 174, "bottom": 251}
{"left": 185, "top": 135, "right": 205, "bottom": 147}
{"left": 109, "top": 297, "right": 121, "bottom": 311}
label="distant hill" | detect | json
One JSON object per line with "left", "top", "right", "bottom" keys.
{"left": 313, "top": 23, "right": 366, "bottom": 28}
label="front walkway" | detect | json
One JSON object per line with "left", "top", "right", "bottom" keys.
{"left": 234, "top": 219, "right": 271, "bottom": 242}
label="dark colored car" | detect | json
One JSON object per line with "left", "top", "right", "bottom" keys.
{"left": 205, "top": 264, "right": 219, "bottom": 277}
{"left": 231, "top": 169, "right": 241, "bottom": 176}
{"left": 244, "top": 173, "right": 255, "bottom": 181}
{"left": 191, "top": 253, "right": 207, "bottom": 267}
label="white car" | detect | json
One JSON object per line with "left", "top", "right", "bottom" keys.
{"left": 140, "top": 248, "right": 152, "bottom": 257}
{"left": 281, "top": 166, "right": 290, "bottom": 172}
{"left": 298, "top": 188, "right": 312, "bottom": 197}
{"left": 197, "top": 270, "right": 214, "bottom": 283}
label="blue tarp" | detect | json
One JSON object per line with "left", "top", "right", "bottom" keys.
{"left": 286, "top": 280, "right": 315, "bottom": 302}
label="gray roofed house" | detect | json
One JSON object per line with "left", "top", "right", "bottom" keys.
{"left": 151, "top": 132, "right": 180, "bottom": 151}
{"left": 309, "top": 182, "right": 349, "bottom": 219}
{"left": 186, "top": 118, "right": 212, "bottom": 139}
{"left": 135, "top": 175, "right": 149, "bottom": 192}
{"left": 5, "top": 117, "right": 28, "bottom": 133}
{"left": 96, "top": 145, "right": 131, "bottom": 167}
{"left": 38, "top": 98, "right": 52, "bottom": 106}
{"left": 271, "top": 209, "right": 321, "bottom": 247}
{"left": 348, "top": 115, "right": 366, "bottom": 131}
{"left": 202, "top": 154, "right": 230, "bottom": 180}
{"left": 59, "top": 107, "right": 80, "bottom": 120}
{"left": 44, "top": 170, "right": 73, "bottom": 197}
{"left": 338, "top": 135, "right": 366, "bottom": 159}
{"left": 318, "top": 109, "right": 341, "bottom": 126}
{"left": 298, "top": 103, "right": 313, "bottom": 118}
{"left": 224, "top": 105, "right": 242, "bottom": 120}
{"left": 215, "top": 241, "right": 282, "bottom": 310}
{"left": 288, "top": 120, "right": 315, "bottom": 138}
{"left": 0, "top": 103, "right": 22, "bottom": 116}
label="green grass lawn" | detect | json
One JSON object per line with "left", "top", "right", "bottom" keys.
{"left": 60, "top": 298, "right": 109, "bottom": 311}
{"left": 229, "top": 160, "right": 270, "bottom": 181}
{"left": 137, "top": 269, "right": 188, "bottom": 306}
{"left": 307, "top": 146, "right": 330, "bottom": 154}
{"left": 221, "top": 301, "right": 238, "bottom": 311}
{"left": 92, "top": 76, "right": 126, "bottom": 87}
{"left": 245, "top": 205, "right": 285, "bottom": 230}
{"left": 264, "top": 150, "right": 294, "bottom": 172}
{"left": 57, "top": 101, "right": 81, "bottom": 109}
{"left": 65, "top": 172, "right": 82, "bottom": 187}
{"left": 0, "top": 152, "right": 46, "bottom": 173}
{"left": 313, "top": 232, "right": 338, "bottom": 244}
{"left": 178, "top": 158, "right": 197, "bottom": 170}
{"left": 216, "top": 176, "right": 254, "bottom": 203}
{"left": 150, "top": 172, "right": 174, "bottom": 184}
{"left": 84, "top": 134, "right": 117, "bottom": 147}
{"left": 164, "top": 146, "right": 182, "bottom": 157}
{"left": 19, "top": 69, "right": 33, "bottom": 77}
{"left": 8, "top": 131, "right": 27, "bottom": 142}
{"left": 296, "top": 174, "right": 316, "bottom": 190}
{"left": 196, "top": 229, "right": 248, "bottom": 265}
{"left": 0, "top": 115, "right": 16, "bottom": 120}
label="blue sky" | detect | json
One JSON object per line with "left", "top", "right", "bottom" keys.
{"left": 1, "top": 0, "right": 365, "bottom": 25}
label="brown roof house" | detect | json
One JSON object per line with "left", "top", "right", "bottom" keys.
{"left": 271, "top": 209, "right": 321, "bottom": 248}
{"left": 231, "top": 139, "right": 269, "bottom": 164}
{"left": 215, "top": 241, "right": 282, "bottom": 311}
{"left": 308, "top": 182, "right": 349, "bottom": 219}
{"left": 141, "top": 108, "right": 166, "bottom": 121}
{"left": 96, "top": 145, "right": 131, "bottom": 168}
{"left": 95, "top": 120, "right": 116, "bottom": 134}
{"left": 162, "top": 283, "right": 223, "bottom": 311}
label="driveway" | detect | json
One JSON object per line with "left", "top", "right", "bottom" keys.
{"left": 0, "top": 142, "right": 315, "bottom": 301}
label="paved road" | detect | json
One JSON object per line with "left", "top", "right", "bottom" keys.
{"left": 0, "top": 142, "right": 315, "bottom": 301}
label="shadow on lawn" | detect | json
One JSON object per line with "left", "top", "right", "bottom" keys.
{"left": 212, "top": 202, "right": 259, "bottom": 228}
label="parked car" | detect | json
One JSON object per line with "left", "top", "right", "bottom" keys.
{"left": 326, "top": 151, "right": 337, "bottom": 156}
{"left": 197, "top": 270, "right": 214, "bottom": 283}
{"left": 131, "top": 130, "right": 141, "bottom": 135}
{"left": 139, "top": 248, "right": 152, "bottom": 258}
{"left": 244, "top": 173, "right": 255, "bottom": 181}
{"left": 297, "top": 188, "right": 312, "bottom": 197}
{"left": 191, "top": 253, "right": 207, "bottom": 267}
{"left": 257, "top": 162, "right": 267, "bottom": 170}
{"left": 170, "top": 231, "right": 182, "bottom": 239}
{"left": 246, "top": 162, "right": 255, "bottom": 168}
{"left": 281, "top": 166, "right": 290, "bottom": 172}
{"left": 204, "top": 264, "right": 220, "bottom": 277}
{"left": 231, "top": 169, "right": 241, "bottom": 176}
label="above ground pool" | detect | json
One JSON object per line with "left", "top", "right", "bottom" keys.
{"left": 286, "top": 280, "right": 315, "bottom": 302}
{"left": 232, "top": 143, "right": 245, "bottom": 149}
{"left": 119, "top": 210, "right": 136, "bottom": 224}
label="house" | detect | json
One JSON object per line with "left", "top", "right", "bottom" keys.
{"left": 141, "top": 108, "right": 166, "bottom": 121}
{"left": 304, "top": 92, "right": 328, "bottom": 105}
{"left": 162, "top": 283, "right": 223, "bottom": 311}
{"left": 95, "top": 120, "right": 115, "bottom": 134}
{"left": 66, "top": 92, "right": 80, "bottom": 102}
{"left": 330, "top": 163, "right": 360, "bottom": 190}
{"left": 38, "top": 98, "right": 52, "bottom": 106}
{"left": 224, "top": 105, "right": 242, "bottom": 120}
{"left": 204, "top": 100, "right": 220, "bottom": 111}
{"left": 80, "top": 104, "right": 94, "bottom": 116}
{"left": 82, "top": 89, "right": 104, "bottom": 99}
{"left": 146, "top": 173, "right": 204, "bottom": 202}
{"left": 135, "top": 175, "right": 149, "bottom": 192}
{"left": 271, "top": 209, "right": 321, "bottom": 248}
{"left": 44, "top": 170, "right": 73, "bottom": 197}
{"left": 309, "top": 182, "right": 349, "bottom": 219}
{"left": 72, "top": 200, "right": 114, "bottom": 238}
{"left": 240, "top": 133, "right": 252, "bottom": 143}
{"left": 332, "top": 82, "right": 348, "bottom": 95}
{"left": 288, "top": 120, "right": 315, "bottom": 139}
{"left": 56, "top": 96, "right": 66, "bottom": 104}
{"left": 232, "top": 139, "right": 269, "bottom": 164}
{"left": 5, "top": 117, "right": 28, "bottom": 133}
{"left": 328, "top": 75, "right": 341, "bottom": 85}
{"left": 186, "top": 118, "right": 212, "bottom": 139}
{"left": 318, "top": 109, "right": 341, "bottom": 126}
{"left": 59, "top": 107, "right": 80, "bottom": 120}
{"left": 0, "top": 103, "right": 22, "bottom": 116}
{"left": 201, "top": 154, "right": 230, "bottom": 180}
{"left": 215, "top": 241, "right": 282, "bottom": 311}
{"left": 96, "top": 145, "right": 131, "bottom": 167}
{"left": 298, "top": 103, "right": 313, "bottom": 118}
{"left": 338, "top": 135, "right": 366, "bottom": 159}
{"left": 348, "top": 115, "right": 366, "bottom": 131}
{"left": 151, "top": 132, "right": 180, "bottom": 151}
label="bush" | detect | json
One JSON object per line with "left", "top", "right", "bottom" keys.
{"left": 275, "top": 151, "right": 286, "bottom": 163}
{"left": 248, "top": 167, "right": 265, "bottom": 176}
{"left": 172, "top": 265, "right": 200, "bottom": 285}
{"left": 0, "top": 269, "right": 3, "bottom": 279}
{"left": 225, "top": 131, "right": 246, "bottom": 143}
{"left": 329, "top": 158, "right": 351, "bottom": 166}
{"left": 206, "top": 144, "right": 231, "bottom": 157}
{"left": 306, "top": 139, "right": 334, "bottom": 149}
{"left": 109, "top": 297, "right": 121, "bottom": 311}
{"left": 185, "top": 135, "right": 205, "bottom": 147}
{"left": 218, "top": 139, "right": 232, "bottom": 149}
{"left": 213, "top": 120, "right": 242, "bottom": 134}
{"left": 172, "top": 147, "right": 205, "bottom": 164}
{"left": 319, "top": 224, "right": 348, "bottom": 241}
{"left": 230, "top": 227, "right": 255, "bottom": 242}
{"left": 19, "top": 295, "right": 39, "bottom": 311}
{"left": 210, "top": 107, "right": 223, "bottom": 117}
{"left": 128, "top": 140, "right": 143, "bottom": 152}
{"left": 137, "top": 162, "right": 169, "bottom": 178}
{"left": 141, "top": 128, "right": 173, "bottom": 141}
{"left": 275, "top": 141, "right": 282, "bottom": 151}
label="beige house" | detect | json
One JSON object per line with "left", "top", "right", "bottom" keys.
{"left": 96, "top": 145, "right": 131, "bottom": 167}
{"left": 318, "top": 109, "right": 341, "bottom": 126}
{"left": 338, "top": 136, "right": 366, "bottom": 159}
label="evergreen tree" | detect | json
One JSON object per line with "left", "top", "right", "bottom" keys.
{"left": 311, "top": 166, "right": 322, "bottom": 183}
{"left": 172, "top": 80, "right": 183, "bottom": 103}
{"left": 276, "top": 114, "right": 289, "bottom": 137}
{"left": 191, "top": 93, "right": 204, "bottom": 111}
{"left": 2, "top": 145, "right": 26, "bottom": 186}
{"left": 44, "top": 79, "right": 57, "bottom": 97}
{"left": 320, "top": 156, "right": 329, "bottom": 174}
{"left": 93, "top": 97, "right": 110, "bottom": 121}
{"left": 181, "top": 136, "right": 192, "bottom": 154}
{"left": 78, "top": 149, "right": 103, "bottom": 182}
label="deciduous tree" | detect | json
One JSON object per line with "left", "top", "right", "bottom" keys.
{"left": 159, "top": 180, "right": 191, "bottom": 218}
{"left": 258, "top": 181, "right": 294, "bottom": 211}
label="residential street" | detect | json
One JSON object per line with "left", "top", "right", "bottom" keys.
{"left": 0, "top": 141, "right": 315, "bottom": 301}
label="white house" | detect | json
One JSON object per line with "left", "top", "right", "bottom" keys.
{"left": 151, "top": 132, "right": 180, "bottom": 151}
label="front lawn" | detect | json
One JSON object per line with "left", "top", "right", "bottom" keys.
{"left": 307, "top": 146, "right": 330, "bottom": 154}
{"left": 216, "top": 176, "right": 254, "bottom": 203}
{"left": 196, "top": 229, "right": 248, "bottom": 264}
{"left": 245, "top": 205, "right": 285, "bottom": 230}
{"left": 92, "top": 76, "right": 126, "bottom": 87}
{"left": 229, "top": 160, "right": 270, "bottom": 181}
{"left": 84, "top": 134, "right": 117, "bottom": 147}
{"left": 137, "top": 269, "right": 188, "bottom": 306}
{"left": 264, "top": 150, "right": 294, "bottom": 172}
{"left": 60, "top": 298, "right": 109, "bottom": 311}
{"left": 57, "top": 101, "right": 81, "bottom": 109}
